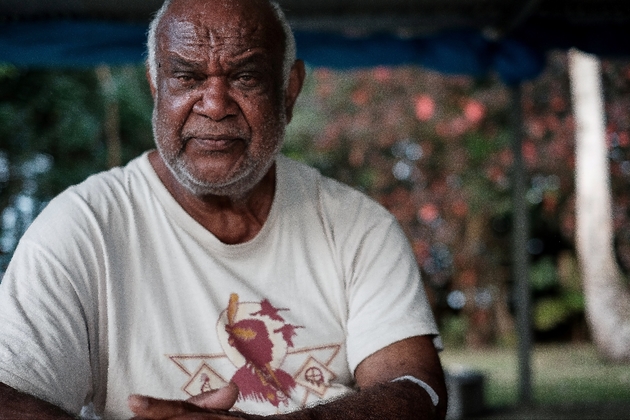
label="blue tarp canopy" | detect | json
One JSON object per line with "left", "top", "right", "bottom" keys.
{"left": 1, "top": 0, "right": 629, "bottom": 83}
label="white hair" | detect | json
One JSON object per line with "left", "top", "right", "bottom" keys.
{"left": 146, "top": 0, "right": 296, "bottom": 89}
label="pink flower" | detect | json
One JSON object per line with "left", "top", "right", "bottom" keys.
{"left": 419, "top": 203, "right": 439, "bottom": 222}
{"left": 414, "top": 94, "right": 435, "bottom": 121}
{"left": 373, "top": 66, "right": 392, "bottom": 81}
{"left": 464, "top": 100, "right": 485, "bottom": 123}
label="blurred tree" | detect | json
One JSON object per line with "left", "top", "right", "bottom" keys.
{"left": 570, "top": 49, "right": 630, "bottom": 362}
{"left": 287, "top": 56, "right": 630, "bottom": 347}
{"left": 286, "top": 66, "right": 517, "bottom": 347}
{"left": 0, "top": 64, "right": 153, "bottom": 271}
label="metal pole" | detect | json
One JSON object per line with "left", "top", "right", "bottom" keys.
{"left": 510, "top": 83, "right": 533, "bottom": 405}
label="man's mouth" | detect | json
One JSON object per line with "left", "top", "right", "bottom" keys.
{"left": 187, "top": 135, "right": 246, "bottom": 152}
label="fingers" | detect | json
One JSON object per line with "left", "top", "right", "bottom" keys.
{"left": 187, "top": 382, "right": 239, "bottom": 411}
{"left": 128, "top": 383, "right": 240, "bottom": 420}
{"left": 128, "top": 394, "right": 206, "bottom": 419}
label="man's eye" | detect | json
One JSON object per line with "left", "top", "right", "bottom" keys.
{"left": 172, "top": 73, "right": 201, "bottom": 86}
{"left": 236, "top": 73, "right": 261, "bottom": 87}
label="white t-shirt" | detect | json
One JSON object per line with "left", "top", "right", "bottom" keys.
{"left": 0, "top": 152, "right": 440, "bottom": 419}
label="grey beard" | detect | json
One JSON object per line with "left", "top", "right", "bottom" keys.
{"left": 152, "top": 108, "right": 286, "bottom": 199}
{"left": 158, "top": 142, "right": 281, "bottom": 199}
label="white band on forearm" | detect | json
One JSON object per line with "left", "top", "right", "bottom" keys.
{"left": 391, "top": 375, "right": 439, "bottom": 406}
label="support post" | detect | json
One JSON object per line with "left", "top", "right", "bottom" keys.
{"left": 510, "top": 83, "right": 533, "bottom": 405}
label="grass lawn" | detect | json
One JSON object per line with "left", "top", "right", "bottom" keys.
{"left": 440, "top": 343, "right": 630, "bottom": 409}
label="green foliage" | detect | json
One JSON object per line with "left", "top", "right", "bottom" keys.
{"left": 440, "top": 314, "right": 469, "bottom": 348}
{"left": 0, "top": 68, "right": 105, "bottom": 199}
{"left": 535, "top": 297, "right": 572, "bottom": 331}
{"left": 530, "top": 257, "right": 585, "bottom": 331}
{"left": 0, "top": 65, "right": 18, "bottom": 81}
{"left": 564, "top": 290, "right": 585, "bottom": 312}
{"left": 530, "top": 257, "right": 558, "bottom": 291}
{"left": 465, "top": 132, "right": 495, "bottom": 163}
{"left": 0, "top": 65, "right": 154, "bottom": 271}
{"left": 283, "top": 63, "right": 597, "bottom": 346}
{"left": 112, "top": 66, "right": 155, "bottom": 162}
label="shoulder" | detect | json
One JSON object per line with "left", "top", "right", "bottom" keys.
{"left": 64, "top": 152, "right": 152, "bottom": 205}
{"left": 277, "top": 154, "right": 393, "bottom": 223}
{"left": 21, "top": 153, "right": 153, "bottom": 244}
{"left": 276, "top": 155, "right": 402, "bottom": 251}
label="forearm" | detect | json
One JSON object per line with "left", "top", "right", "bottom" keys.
{"left": 250, "top": 380, "right": 440, "bottom": 420}
{"left": 0, "top": 382, "right": 76, "bottom": 420}
{"left": 308, "top": 380, "right": 438, "bottom": 420}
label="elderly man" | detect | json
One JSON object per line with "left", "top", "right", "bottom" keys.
{"left": 0, "top": 0, "right": 446, "bottom": 418}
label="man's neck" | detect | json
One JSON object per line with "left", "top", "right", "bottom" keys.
{"left": 148, "top": 150, "right": 276, "bottom": 244}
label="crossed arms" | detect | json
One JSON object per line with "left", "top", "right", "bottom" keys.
{"left": 0, "top": 335, "right": 446, "bottom": 420}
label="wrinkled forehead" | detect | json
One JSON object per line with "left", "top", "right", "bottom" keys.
{"left": 157, "top": 0, "right": 282, "bottom": 59}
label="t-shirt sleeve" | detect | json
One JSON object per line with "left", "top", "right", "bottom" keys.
{"left": 0, "top": 197, "right": 98, "bottom": 415}
{"left": 341, "top": 201, "right": 441, "bottom": 374}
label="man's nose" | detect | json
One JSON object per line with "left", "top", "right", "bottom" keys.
{"left": 193, "top": 78, "right": 238, "bottom": 120}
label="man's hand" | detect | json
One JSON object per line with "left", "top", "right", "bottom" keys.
{"left": 128, "top": 382, "right": 250, "bottom": 419}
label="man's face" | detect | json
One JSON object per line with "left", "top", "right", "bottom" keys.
{"left": 151, "top": 0, "right": 290, "bottom": 197}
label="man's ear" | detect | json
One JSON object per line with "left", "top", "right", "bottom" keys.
{"left": 146, "top": 65, "right": 157, "bottom": 100}
{"left": 284, "top": 59, "right": 305, "bottom": 123}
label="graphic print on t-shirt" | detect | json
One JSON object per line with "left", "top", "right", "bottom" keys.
{"left": 220, "top": 293, "right": 301, "bottom": 406}
{"left": 168, "top": 294, "right": 346, "bottom": 412}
